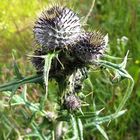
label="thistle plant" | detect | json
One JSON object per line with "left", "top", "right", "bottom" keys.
{"left": 0, "top": 2, "right": 134, "bottom": 140}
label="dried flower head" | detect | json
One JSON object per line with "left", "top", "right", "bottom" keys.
{"left": 73, "top": 31, "right": 108, "bottom": 63}
{"left": 33, "top": 6, "right": 81, "bottom": 51}
{"left": 64, "top": 94, "right": 81, "bottom": 111}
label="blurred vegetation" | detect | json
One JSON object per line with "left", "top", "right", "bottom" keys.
{"left": 0, "top": 0, "right": 140, "bottom": 140}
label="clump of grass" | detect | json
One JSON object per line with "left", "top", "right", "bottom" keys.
{"left": 0, "top": 1, "right": 134, "bottom": 140}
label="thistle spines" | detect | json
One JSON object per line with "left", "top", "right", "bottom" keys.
{"left": 33, "top": 5, "right": 81, "bottom": 51}
{"left": 73, "top": 31, "right": 108, "bottom": 63}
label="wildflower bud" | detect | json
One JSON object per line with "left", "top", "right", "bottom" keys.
{"left": 64, "top": 94, "right": 81, "bottom": 111}
{"left": 33, "top": 6, "right": 81, "bottom": 51}
{"left": 73, "top": 32, "right": 108, "bottom": 63}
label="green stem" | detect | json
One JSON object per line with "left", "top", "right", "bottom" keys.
{"left": 54, "top": 121, "right": 63, "bottom": 140}
{"left": 76, "top": 117, "right": 83, "bottom": 140}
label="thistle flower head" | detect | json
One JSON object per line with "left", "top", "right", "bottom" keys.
{"left": 64, "top": 94, "right": 81, "bottom": 111}
{"left": 33, "top": 6, "right": 81, "bottom": 51}
{"left": 73, "top": 31, "right": 108, "bottom": 63}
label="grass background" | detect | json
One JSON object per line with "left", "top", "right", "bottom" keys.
{"left": 0, "top": 0, "right": 140, "bottom": 139}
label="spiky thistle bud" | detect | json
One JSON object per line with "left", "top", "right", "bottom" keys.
{"left": 33, "top": 6, "right": 81, "bottom": 51}
{"left": 64, "top": 94, "right": 81, "bottom": 111}
{"left": 73, "top": 31, "right": 108, "bottom": 63}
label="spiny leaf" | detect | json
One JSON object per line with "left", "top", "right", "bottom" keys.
{"left": 96, "top": 124, "right": 109, "bottom": 140}
{"left": 0, "top": 74, "right": 43, "bottom": 92}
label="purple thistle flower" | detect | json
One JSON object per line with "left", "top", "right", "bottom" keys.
{"left": 33, "top": 6, "right": 81, "bottom": 51}
{"left": 64, "top": 94, "right": 81, "bottom": 111}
